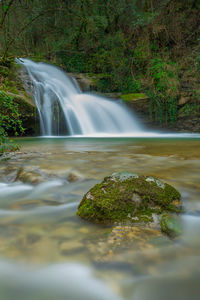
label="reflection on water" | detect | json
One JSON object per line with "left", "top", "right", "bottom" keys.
{"left": 0, "top": 137, "right": 199, "bottom": 299}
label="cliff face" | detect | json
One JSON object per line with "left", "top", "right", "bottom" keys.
{"left": 13, "top": 95, "right": 39, "bottom": 136}
{"left": 120, "top": 92, "right": 200, "bottom": 133}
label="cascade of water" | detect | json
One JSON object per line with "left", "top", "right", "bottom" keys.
{"left": 17, "top": 58, "right": 143, "bottom": 136}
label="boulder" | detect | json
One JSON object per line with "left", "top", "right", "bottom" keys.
{"left": 77, "top": 172, "right": 181, "bottom": 228}
{"left": 120, "top": 93, "right": 149, "bottom": 112}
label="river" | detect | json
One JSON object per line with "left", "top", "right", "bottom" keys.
{"left": 0, "top": 137, "right": 199, "bottom": 299}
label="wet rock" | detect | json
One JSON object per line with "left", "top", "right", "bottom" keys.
{"left": 160, "top": 214, "right": 182, "bottom": 238}
{"left": 68, "top": 73, "right": 93, "bottom": 91}
{"left": 86, "top": 224, "right": 165, "bottom": 263}
{"left": 3, "top": 167, "right": 18, "bottom": 182}
{"left": 26, "top": 234, "right": 41, "bottom": 244}
{"left": 2, "top": 165, "right": 52, "bottom": 184}
{"left": 3, "top": 163, "right": 83, "bottom": 185}
{"left": 59, "top": 241, "right": 83, "bottom": 255}
{"left": 120, "top": 93, "right": 150, "bottom": 119}
{"left": 67, "top": 172, "right": 82, "bottom": 182}
{"left": 78, "top": 227, "right": 90, "bottom": 234}
{"left": 52, "top": 226, "right": 77, "bottom": 239}
{"left": 15, "top": 167, "right": 48, "bottom": 184}
{"left": 77, "top": 172, "right": 181, "bottom": 226}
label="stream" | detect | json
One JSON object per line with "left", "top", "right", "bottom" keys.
{"left": 0, "top": 137, "right": 199, "bottom": 299}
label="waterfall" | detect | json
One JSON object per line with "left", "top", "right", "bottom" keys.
{"left": 17, "top": 58, "right": 143, "bottom": 137}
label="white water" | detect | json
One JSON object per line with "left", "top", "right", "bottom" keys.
{"left": 17, "top": 58, "right": 143, "bottom": 136}
{"left": 0, "top": 260, "right": 122, "bottom": 300}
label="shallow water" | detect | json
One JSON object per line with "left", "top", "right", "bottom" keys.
{"left": 0, "top": 137, "right": 200, "bottom": 299}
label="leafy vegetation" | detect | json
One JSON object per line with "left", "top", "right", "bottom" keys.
{"left": 0, "top": 0, "right": 200, "bottom": 132}
{"left": 147, "top": 58, "right": 179, "bottom": 124}
{"left": 0, "top": 91, "right": 23, "bottom": 154}
{"left": 179, "top": 103, "right": 200, "bottom": 118}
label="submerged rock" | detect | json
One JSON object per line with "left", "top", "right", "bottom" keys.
{"left": 15, "top": 167, "right": 46, "bottom": 184}
{"left": 87, "top": 224, "right": 166, "bottom": 263}
{"left": 77, "top": 172, "right": 181, "bottom": 228}
{"left": 1, "top": 162, "right": 83, "bottom": 185}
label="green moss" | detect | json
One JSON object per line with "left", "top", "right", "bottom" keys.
{"left": 120, "top": 93, "right": 148, "bottom": 102}
{"left": 77, "top": 172, "right": 181, "bottom": 224}
{"left": 160, "top": 214, "right": 182, "bottom": 238}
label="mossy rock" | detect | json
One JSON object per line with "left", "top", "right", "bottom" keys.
{"left": 77, "top": 172, "right": 181, "bottom": 225}
{"left": 120, "top": 93, "right": 148, "bottom": 102}
{"left": 160, "top": 214, "right": 182, "bottom": 238}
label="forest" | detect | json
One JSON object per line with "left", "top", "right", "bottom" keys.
{"left": 0, "top": 0, "right": 200, "bottom": 146}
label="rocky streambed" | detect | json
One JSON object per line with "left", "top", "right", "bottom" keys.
{"left": 0, "top": 137, "right": 199, "bottom": 299}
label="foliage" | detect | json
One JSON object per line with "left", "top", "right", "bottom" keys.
{"left": 179, "top": 103, "right": 200, "bottom": 117}
{"left": 0, "top": 0, "right": 199, "bottom": 125}
{"left": 0, "top": 91, "right": 24, "bottom": 154}
{"left": 0, "top": 138, "right": 19, "bottom": 155}
{"left": 196, "top": 53, "right": 200, "bottom": 74}
{"left": 147, "top": 58, "right": 179, "bottom": 124}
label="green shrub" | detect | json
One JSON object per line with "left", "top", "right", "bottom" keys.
{"left": 179, "top": 103, "right": 200, "bottom": 117}
{"left": 0, "top": 91, "right": 24, "bottom": 136}
{"left": 0, "top": 91, "right": 24, "bottom": 154}
{"left": 147, "top": 58, "right": 179, "bottom": 124}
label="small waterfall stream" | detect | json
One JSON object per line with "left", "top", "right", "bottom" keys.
{"left": 17, "top": 58, "right": 143, "bottom": 136}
